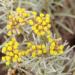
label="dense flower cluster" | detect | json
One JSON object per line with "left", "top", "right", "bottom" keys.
{"left": 26, "top": 42, "right": 47, "bottom": 57}
{"left": 49, "top": 39, "right": 64, "bottom": 55}
{"left": 25, "top": 40, "right": 64, "bottom": 57}
{"left": 2, "top": 38, "right": 25, "bottom": 66}
{"left": 6, "top": 7, "right": 51, "bottom": 36}
{"left": 28, "top": 12, "right": 51, "bottom": 36}
{"left": 7, "top": 7, "right": 30, "bottom": 36}
{"left": 1, "top": 7, "right": 64, "bottom": 66}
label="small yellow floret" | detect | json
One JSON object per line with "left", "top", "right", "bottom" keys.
{"left": 9, "top": 52, "right": 14, "bottom": 56}
{"left": 42, "top": 21, "right": 46, "bottom": 25}
{"left": 40, "top": 13, "right": 44, "bottom": 17}
{"left": 46, "top": 14, "right": 50, "bottom": 18}
{"left": 6, "top": 52, "right": 10, "bottom": 55}
{"left": 2, "top": 56, "right": 6, "bottom": 61}
{"left": 43, "top": 49, "right": 47, "bottom": 53}
{"left": 27, "top": 42, "right": 32, "bottom": 47}
{"left": 58, "top": 49, "right": 63, "bottom": 55}
{"left": 21, "top": 51, "right": 25, "bottom": 56}
{"left": 38, "top": 25, "right": 43, "bottom": 30}
{"left": 42, "top": 44, "right": 46, "bottom": 49}
{"left": 47, "top": 37, "right": 53, "bottom": 42}
{"left": 24, "top": 50, "right": 30, "bottom": 56}
{"left": 50, "top": 50, "right": 54, "bottom": 55}
{"left": 5, "top": 56, "right": 11, "bottom": 61}
{"left": 59, "top": 45, "right": 64, "bottom": 50}
{"left": 37, "top": 50, "right": 42, "bottom": 55}
{"left": 22, "top": 13, "right": 28, "bottom": 17}
{"left": 18, "top": 17, "right": 24, "bottom": 23}
{"left": 7, "top": 31, "right": 12, "bottom": 36}
{"left": 37, "top": 45, "right": 41, "bottom": 49}
{"left": 32, "top": 52, "right": 36, "bottom": 58}
{"left": 16, "top": 7, "right": 22, "bottom": 13}
{"left": 14, "top": 50, "right": 19, "bottom": 54}
{"left": 17, "top": 58, "right": 21, "bottom": 62}
{"left": 6, "top": 61, "right": 10, "bottom": 66}
{"left": 8, "top": 41, "right": 13, "bottom": 45}
{"left": 32, "top": 26, "right": 36, "bottom": 30}
{"left": 36, "top": 17, "right": 41, "bottom": 22}
{"left": 13, "top": 45, "right": 18, "bottom": 49}
{"left": 14, "top": 55, "right": 18, "bottom": 59}
{"left": 13, "top": 57, "right": 17, "bottom": 62}
{"left": 7, "top": 25, "right": 12, "bottom": 30}
{"left": 28, "top": 20, "right": 34, "bottom": 25}
{"left": 40, "top": 31, "right": 45, "bottom": 36}
{"left": 7, "top": 46, "right": 12, "bottom": 51}
{"left": 32, "top": 11, "right": 37, "bottom": 16}
{"left": 32, "top": 45, "right": 36, "bottom": 50}
{"left": 8, "top": 15, "right": 13, "bottom": 19}
{"left": 52, "top": 51, "right": 58, "bottom": 56}
{"left": 2, "top": 47, "right": 6, "bottom": 53}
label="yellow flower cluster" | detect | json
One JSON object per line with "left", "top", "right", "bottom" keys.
{"left": 2, "top": 38, "right": 25, "bottom": 66}
{"left": 49, "top": 39, "right": 64, "bottom": 56}
{"left": 1, "top": 38, "right": 64, "bottom": 66}
{"left": 2, "top": 38, "right": 64, "bottom": 66}
{"left": 7, "top": 7, "right": 30, "bottom": 36}
{"left": 2, "top": 7, "right": 65, "bottom": 67}
{"left": 25, "top": 42, "right": 47, "bottom": 58}
{"left": 28, "top": 12, "right": 51, "bottom": 36}
{"left": 47, "top": 31, "right": 64, "bottom": 55}
{"left": 26, "top": 41, "right": 64, "bottom": 57}
{"left": 6, "top": 7, "right": 51, "bottom": 37}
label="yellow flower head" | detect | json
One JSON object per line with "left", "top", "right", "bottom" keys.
{"left": 1, "top": 38, "right": 25, "bottom": 66}
{"left": 49, "top": 39, "right": 64, "bottom": 56}
{"left": 7, "top": 7, "right": 30, "bottom": 36}
{"left": 28, "top": 13, "right": 51, "bottom": 36}
{"left": 26, "top": 42, "right": 47, "bottom": 58}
